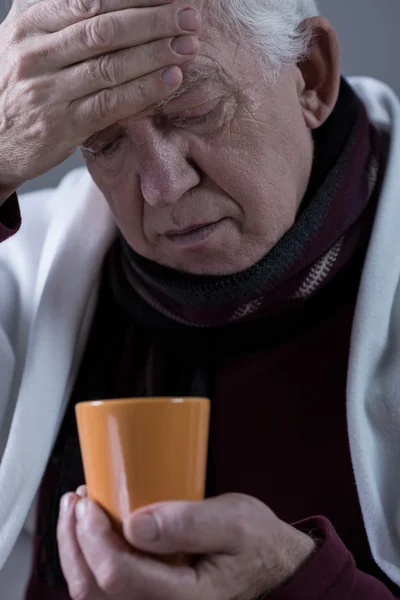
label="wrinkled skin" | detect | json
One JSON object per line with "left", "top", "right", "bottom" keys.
{"left": 58, "top": 487, "right": 317, "bottom": 600}
{"left": 0, "top": 0, "right": 199, "bottom": 196}
{"left": 82, "top": 10, "right": 341, "bottom": 275}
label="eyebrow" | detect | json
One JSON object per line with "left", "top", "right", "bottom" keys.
{"left": 82, "top": 67, "right": 220, "bottom": 148}
{"left": 154, "top": 67, "right": 219, "bottom": 110}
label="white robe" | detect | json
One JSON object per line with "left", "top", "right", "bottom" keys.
{"left": 0, "top": 77, "right": 400, "bottom": 599}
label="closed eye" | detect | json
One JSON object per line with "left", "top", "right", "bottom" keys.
{"left": 87, "top": 135, "right": 125, "bottom": 160}
{"left": 169, "top": 109, "right": 215, "bottom": 129}
{"left": 166, "top": 98, "right": 223, "bottom": 130}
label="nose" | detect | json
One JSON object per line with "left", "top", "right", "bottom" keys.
{"left": 138, "top": 128, "right": 200, "bottom": 207}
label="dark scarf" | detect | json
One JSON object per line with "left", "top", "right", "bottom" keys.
{"left": 117, "top": 79, "right": 380, "bottom": 328}
{"left": 31, "top": 79, "right": 387, "bottom": 593}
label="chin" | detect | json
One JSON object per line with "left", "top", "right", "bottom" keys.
{"left": 151, "top": 220, "right": 261, "bottom": 275}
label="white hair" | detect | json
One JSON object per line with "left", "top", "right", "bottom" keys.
{"left": 207, "top": 0, "right": 320, "bottom": 76}
{"left": 12, "top": 0, "right": 319, "bottom": 77}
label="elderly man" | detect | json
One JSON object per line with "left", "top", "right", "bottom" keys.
{"left": 0, "top": 0, "right": 400, "bottom": 598}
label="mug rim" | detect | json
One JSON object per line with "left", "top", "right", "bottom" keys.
{"left": 75, "top": 397, "right": 210, "bottom": 408}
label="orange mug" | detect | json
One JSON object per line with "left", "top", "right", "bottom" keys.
{"left": 75, "top": 397, "right": 210, "bottom": 532}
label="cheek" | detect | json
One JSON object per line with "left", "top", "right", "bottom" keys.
{"left": 85, "top": 163, "right": 148, "bottom": 252}
{"left": 229, "top": 114, "right": 311, "bottom": 237}
{"left": 192, "top": 130, "right": 302, "bottom": 242}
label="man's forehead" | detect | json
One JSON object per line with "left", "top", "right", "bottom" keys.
{"left": 154, "top": 65, "right": 220, "bottom": 110}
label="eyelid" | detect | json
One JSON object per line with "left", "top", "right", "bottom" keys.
{"left": 87, "top": 134, "right": 125, "bottom": 159}
{"left": 168, "top": 98, "right": 222, "bottom": 128}
{"left": 163, "top": 93, "right": 222, "bottom": 116}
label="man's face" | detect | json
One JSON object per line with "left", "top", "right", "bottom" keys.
{"left": 82, "top": 25, "right": 314, "bottom": 275}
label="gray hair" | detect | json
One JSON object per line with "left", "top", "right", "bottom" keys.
{"left": 207, "top": 0, "right": 320, "bottom": 75}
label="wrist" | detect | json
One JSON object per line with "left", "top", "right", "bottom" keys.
{"left": 264, "top": 525, "right": 317, "bottom": 596}
{"left": 283, "top": 527, "right": 317, "bottom": 576}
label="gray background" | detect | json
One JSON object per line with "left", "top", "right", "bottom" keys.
{"left": 1, "top": 0, "right": 399, "bottom": 193}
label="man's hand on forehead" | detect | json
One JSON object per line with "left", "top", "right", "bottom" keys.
{"left": 155, "top": 65, "right": 216, "bottom": 108}
{"left": 1, "top": 0, "right": 201, "bottom": 187}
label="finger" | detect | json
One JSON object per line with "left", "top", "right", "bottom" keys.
{"left": 15, "top": 0, "right": 176, "bottom": 32}
{"left": 59, "top": 35, "right": 198, "bottom": 101}
{"left": 70, "top": 65, "right": 183, "bottom": 135}
{"left": 57, "top": 493, "right": 102, "bottom": 599}
{"left": 76, "top": 485, "right": 88, "bottom": 498}
{"left": 124, "top": 494, "right": 266, "bottom": 555}
{"left": 43, "top": 5, "right": 200, "bottom": 69}
{"left": 75, "top": 498, "right": 195, "bottom": 599}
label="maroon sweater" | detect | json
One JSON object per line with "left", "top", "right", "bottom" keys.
{"left": 1, "top": 192, "right": 399, "bottom": 600}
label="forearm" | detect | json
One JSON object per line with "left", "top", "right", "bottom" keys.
{"left": 267, "top": 517, "right": 400, "bottom": 600}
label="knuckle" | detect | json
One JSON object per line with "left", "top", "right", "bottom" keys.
{"left": 92, "top": 88, "right": 117, "bottom": 119}
{"left": 177, "top": 507, "right": 197, "bottom": 537}
{"left": 83, "top": 58, "right": 97, "bottom": 84}
{"left": 227, "top": 492, "right": 257, "bottom": 511}
{"left": 150, "top": 39, "right": 170, "bottom": 66}
{"left": 10, "top": 51, "right": 31, "bottom": 80}
{"left": 134, "top": 77, "right": 152, "bottom": 104}
{"left": 3, "top": 19, "right": 23, "bottom": 45}
{"left": 31, "top": 118, "right": 53, "bottom": 146}
{"left": 18, "top": 78, "right": 42, "bottom": 110}
{"left": 225, "top": 494, "right": 254, "bottom": 540}
{"left": 68, "top": 581, "right": 91, "bottom": 600}
{"left": 97, "top": 54, "right": 117, "bottom": 86}
{"left": 5, "top": 4, "right": 37, "bottom": 42}
{"left": 97, "top": 558, "right": 124, "bottom": 595}
{"left": 83, "top": 14, "right": 116, "bottom": 49}
{"left": 66, "top": 0, "right": 102, "bottom": 19}
{"left": 230, "top": 514, "right": 249, "bottom": 546}
{"left": 12, "top": 43, "right": 44, "bottom": 79}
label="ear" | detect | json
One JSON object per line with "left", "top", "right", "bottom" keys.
{"left": 297, "top": 17, "right": 341, "bottom": 130}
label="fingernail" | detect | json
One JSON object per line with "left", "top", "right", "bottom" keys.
{"left": 172, "top": 35, "right": 197, "bottom": 55}
{"left": 75, "top": 498, "right": 88, "bottom": 521}
{"left": 162, "top": 66, "right": 182, "bottom": 86}
{"left": 131, "top": 513, "right": 159, "bottom": 543}
{"left": 178, "top": 9, "right": 199, "bottom": 31}
{"left": 60, "top": 494, "right": 73, "bottom": 516}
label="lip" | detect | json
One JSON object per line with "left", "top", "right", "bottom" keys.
{"left": 163, "top": 219, "right": 227, "bottom": 247}
{"left": 165, "top": 222, "right": 217, "bottom": 237}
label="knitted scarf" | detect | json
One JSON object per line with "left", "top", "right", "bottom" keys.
{"left": 115, "top": 79, "right": 383, "bottom": 328}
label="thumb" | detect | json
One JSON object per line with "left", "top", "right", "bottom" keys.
{"left": 123, "top": 494, "right": 252, "bottom": 555}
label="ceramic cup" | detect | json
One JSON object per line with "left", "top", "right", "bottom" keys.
{"left": 75, "top": 397, "right": 210, "bottom": 531}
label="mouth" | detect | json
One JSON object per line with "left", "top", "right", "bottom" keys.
{"left": 164, "top": 219, "right": 227, "bottom": 246}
